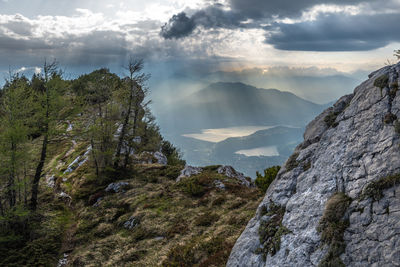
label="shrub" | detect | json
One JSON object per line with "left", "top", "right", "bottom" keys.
{"left": 182, "top": 179, "right": 206, "bottom": 197}
{"left": 255, "top": 166, "right": 281, "bottom": 193}
{"left": 324, "top": 111, "right": 340, "bottom": 128}
{"left": 374, "top": 74, "right": 389, "bottom": 96}
{"left": 161, "top": 140, "right": 186, "bottom": 166}
{"left": 317, "top": 192, "right": 352, "bottom": 267}
{"left": 256, "top": 202, "right": 290, "bottom": 260}
{"left": 389, "top": 82, "right": 398, "bottom": 99}
{"left": 361, "top": 173, "right": 400, "bottom": 201}
{"left": 383, "top": 112, "right": 397, "bottom": 124}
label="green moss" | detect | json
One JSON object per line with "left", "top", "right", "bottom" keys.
{"left": 324, "top": 111, "right": 340, "bottom": 128}
{"left": 257, "top": 202, "right": 290, "bottom": 260}
{"left": 317, "top": 192, "right": 352, "bottom": 267}
{"left": 360, "top": 173, "right": 400, "bottom": 201}
{"left": 285, "top": 152, "right": 300, "bottom": 171}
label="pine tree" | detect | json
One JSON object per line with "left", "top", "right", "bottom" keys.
{"left": 30, "top": 60, "right": 66, "bottom": 211}
{"left": 0, "top": 74, "right": 32, "bottom": 210}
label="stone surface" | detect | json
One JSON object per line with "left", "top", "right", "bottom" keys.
{"left": 105, "top": 182, "right": 129, "bottom": 193}
{"left": 63, "top": 145, "right": 92, "bottom": 174}
{"left": 154, "top": 151, "right": 167, "bottom": 165}
{"left": 214, "top": 180, "right": 226, "bottom": 190}
{"left": 123, "top": 216, "right": 138, "bottom": 230}
{"left": 228, "top": 63, "right": 400, "bottom": 267}
{"left": 46, "top": 175, "right": 56, "bottom": 188}
{"left": 217, "top": 165, "right": 252, "bottom": 187}
{"left": 177, "top": 165, "right": 203, "bottom": 182}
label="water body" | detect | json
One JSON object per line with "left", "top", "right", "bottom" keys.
{"left": 182, "top": 126, "right": 275, "bottom": 143}
{"left": 235, "top": 146, "right": 280, "bottom": 157}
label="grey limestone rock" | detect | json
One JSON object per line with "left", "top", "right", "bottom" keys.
{"left": 105, "top": 182, "right": 130, "bottom": 193}
{"left": 177, "top": 165, "right": 203, "bottom": 182}
{"left": 228, "top": 62, "right": 400, "bottom": 267}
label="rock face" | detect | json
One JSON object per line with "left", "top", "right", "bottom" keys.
{"left": 228, "top": 63, "right": 400, "bottom": 267}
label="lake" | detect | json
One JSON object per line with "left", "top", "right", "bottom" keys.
{"left": 182, "top": 125, "right": 276, "bottom": 143}
{"left": 235, "top": 146, "right": 280, "bottom": 157}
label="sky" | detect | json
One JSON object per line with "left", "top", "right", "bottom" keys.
{"left": 0, "top": 0, "right": 399, "bottom": 99}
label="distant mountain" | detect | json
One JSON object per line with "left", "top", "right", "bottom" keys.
{"left": 157, "top": 82, "right": 328, "bottom": 134}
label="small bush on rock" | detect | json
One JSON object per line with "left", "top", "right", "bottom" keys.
{"left": 383, "top": 112, "right": 397, "bottom": 124}
{"left": 374, "top": 74, "right": 389, "bottom": 96}
{"left": 317, "top": 192, "right": 352, "bottom": 267}
{"left": 324, "top": 111, "right": 340, "bottom": 128}
{"left": 257, "top": 202, "right": 290, "bottom": 260}
{"left": 285, "top": 153, "right": 300, "bottom": 171}
{"left": 361, "top": 173, "right": 400, "bottom": 201}
{"left": 255, "top": 166, "right": 281, "bottom": 193}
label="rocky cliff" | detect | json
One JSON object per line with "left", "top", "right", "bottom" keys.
{"left": 228, "top": 62, "right": 400, "bottom": 267}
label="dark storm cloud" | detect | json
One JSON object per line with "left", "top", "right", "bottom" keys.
{"left": 161, "top": 5, "right": 247, "bottom": 39}
{"left": 266, "top": 13, "right": 400, "bottom": 51}
{"left": 227, "top": 0, "right": 371, "bottom": 19}
{"left": 160, "top": 0, "right": 378, "bottom": 39}
{"left": 161, "top": 12, "right": 196, "bottom": 39}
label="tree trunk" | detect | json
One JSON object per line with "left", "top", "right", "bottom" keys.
{"left": 7, "top": 141, "right": 17, "bottom": 208}
{"left": 30, "top": 132, "right": 48, "bottom": 211}
{"left": 0, "top": 198, "right": 4, "bottom": 216}
{"left": 114, "top": 88, "right": 134, "bottom": 168}
{"left": 90, "top": 137, "right": 99, "bottom": 178}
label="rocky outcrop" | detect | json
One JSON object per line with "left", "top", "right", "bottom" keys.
{"left": 228, "top": 62, "right": 400, "bottom": 267}
{"left": 177, "top": 165, "right": 203, "bottom": 182}
{"left": 217, "top": 165, "right": 252, "bottom": 187}
{"left": 105, "top": 182, "right": 130, "bottom": 193}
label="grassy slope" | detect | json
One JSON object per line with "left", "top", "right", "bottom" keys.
{"left": 20, "top": 119, "right": 263, "bottom": 266}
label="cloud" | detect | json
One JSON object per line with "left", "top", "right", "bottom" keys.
{"left": 160, "top": 0, "right": 379, "bottom": 39}
{"left": 266, "top": 12, "right": 400, "bottom": 51}
{"left": 0, "top": 10, "right": 186, "bottom": 70}
{"left": 161, "top": 12, "right": 196, "bottom": 39}
{"left": 227, "top": 0, "right": 372, "bottom": 19}
{"left": 160, "top": 5, "right": 248, "bottom": 39}
{"left": 159, "top": 0, "right": 400, "bottom": 52}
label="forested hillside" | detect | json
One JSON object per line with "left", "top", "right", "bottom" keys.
{"left": 0, "top": 60, "right": 263, "bottom": 266}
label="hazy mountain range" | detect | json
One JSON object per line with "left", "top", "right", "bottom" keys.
{"left": 155, "top": 82, "right": 329, "bottom": 176}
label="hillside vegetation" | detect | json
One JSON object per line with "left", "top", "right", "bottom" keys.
{"left": 0, "top": 60, "right": 263, "bottom": 266}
